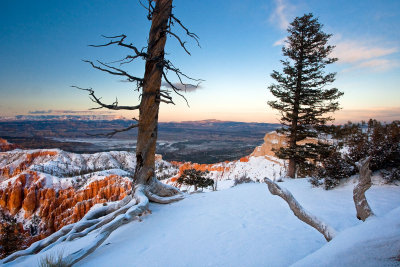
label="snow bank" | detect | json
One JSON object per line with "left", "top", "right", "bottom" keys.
{"left": 293, "top": 206, "right": 400, "bottom": 267}
{"left": 6, "top": 179, "right": 400, "bottom": 267}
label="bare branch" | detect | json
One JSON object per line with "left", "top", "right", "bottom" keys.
{"left": 83, "top": 60, "right": 144, "bottom": 85}
{"left": 163, "top": 59, "right": 203, "bottom": 85}
{"left": 86, "top": 123, "right": 139, "bottom": 138}
{"left": 165, "top": 30, "right": 191, "bottom": 55}
{"left": 139, "top": 0, "right": 155, "bottom": 20}
{"left": 72, "top": 86, "right": 141, "bottom": 110}
{"left": 89, "top": 35, "right": 148, "bottom": 62}
{"left": 160, "top": 90, "right": 175, "bottom": 105}
{"left": 170, "top": 14, "right": 200, "bottom": 47}
{"left": 162, "top": 72, "right": 189, "bottom": 107}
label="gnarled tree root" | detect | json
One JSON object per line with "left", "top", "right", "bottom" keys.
{"left": 264, "top": 178, "right": 336, "bottom": 241}
{"left": 2, "top": 181, "right": 184, "bottom": 265}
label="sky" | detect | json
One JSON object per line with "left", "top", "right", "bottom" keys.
{"left": 1, "top": 0, "right": 399, "bottom": 123}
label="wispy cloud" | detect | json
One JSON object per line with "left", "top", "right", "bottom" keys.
{"left": 332, "top": 39, "right": 398, "bottom": 72}
{"left": 269, "top": 0, "right": 296, "bottom": 46}
{"left": 335, "top": 107, "right": 400, "bottom": 123}
{"left": 28, "top": 109, "right": 115, "bottom": 115}
{"left": 29, "top": 110, "right": 53, "bottom": 114}
{"left": 161, "top": 82, "right": 202, "bottom": 93}
{"left": 354, "top": 59, "right": 400, "bottom": 72}
{"left": 269, "top": 0, "right": 293, "bottom": 30}
{"left": 273, "top": 37, "right": 287, "bottom": 47}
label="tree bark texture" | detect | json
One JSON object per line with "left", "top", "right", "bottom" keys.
{"left": 134, "top": 0, "right": 172, "bottom": 186}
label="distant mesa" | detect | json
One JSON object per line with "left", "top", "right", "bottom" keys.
{"left": 0, "top": 114, "right": 128, "bottom": 121}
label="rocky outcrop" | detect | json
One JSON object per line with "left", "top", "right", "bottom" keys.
{"left": 0, "top": 149, "right": 150, "bottom": 244}
{"left": 251, "top": 131, "right": 317, "bottom": 160}
{"left": 0, "top": 138, "right": 18, "bottom": 152}
{"left": 0, "top": 170, "right": 132, "bottom": 237}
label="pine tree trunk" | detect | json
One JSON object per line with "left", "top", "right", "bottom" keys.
{"left": 134, "top": 0, "right": 172, "bottom": 185}
{"left": 288, "top": 158, "right": 296, "bottom": 178}
{"left": 287, "top": 44, "right": 304, "bottom": 179}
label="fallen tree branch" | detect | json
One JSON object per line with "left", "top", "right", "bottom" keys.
{"left": 264, "top": 178, "right": 336, "bottom": 241}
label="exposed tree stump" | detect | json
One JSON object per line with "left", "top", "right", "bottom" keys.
{"left": 353, "top": 156, "right": 375, "bottom": 221}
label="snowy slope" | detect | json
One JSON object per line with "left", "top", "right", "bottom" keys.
{"left": 293, "top": 207, "right": 400, "bottom": 267}
{"left": 6, "top": 179, "right": 400, "bottom": 267}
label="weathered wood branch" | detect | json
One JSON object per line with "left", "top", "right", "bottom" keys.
{"left": 162, "top": 71, "right": 189, "bottom": 106}
{"left": 72, "top": 86, "right": 141, "bottom": 110}
{"left": 86, "top": 123, "right": 139, "bottom": 138}
{"left": 163, "top": 59, "right": 203, "bottom": 83}
{"left": 165, "top": 30, "right": 191, "bottom": 55}
{"left": 170, "top": 14, "right": 200, "bottom": 47}
{"left": 139, "top": 0, "right": 155, "bottom": 20}
{"left": 264, "top": 178, "right": 336, "bottom": 241}
{"left": 353, "top": 156, "right": 375, "bottom": 221}
{"left": 90, "top": 34, "right": 148, "bottom": 60}
{"left": 83, "top": 60, "right": 144, "bottom": 85}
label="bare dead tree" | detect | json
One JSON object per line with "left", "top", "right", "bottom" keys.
{"left": 264, "top": 178, "right": 336, "bottom": 241}
{"left": 353, "top": 156, "right": 375, "bottom": 221}
{"left": 2, "top": 1, "right": 201, "bottom": 265}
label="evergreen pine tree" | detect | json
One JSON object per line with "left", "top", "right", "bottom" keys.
{"left": 268, "top": 13, "right": 343, "bottom": 177}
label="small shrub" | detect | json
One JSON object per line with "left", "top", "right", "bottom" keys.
{"left": 381, "top": 168, "right": 400, "bottom": 183}
{"left": 313, "top": 148, "right": 354, "bottom": 190}
{"left": 308, "top": 176, "right": 322, "bottom": 187}
{"left": 177, "top": 169, "right": 213, "bottom": 191}
{"left": 233, "top": 174, "right": 253, "bottom": 186}
{"left": 38, "top": 250, "right": 71, "bottom": 267}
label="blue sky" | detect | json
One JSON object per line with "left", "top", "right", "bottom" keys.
{"left": 1, "top": 0, "right": 399, "bottom": 123}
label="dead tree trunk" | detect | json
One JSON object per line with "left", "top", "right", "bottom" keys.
{"left": 353, "top": 156, "right": 375, "bottom": 221}
{"left": 134, "top": 0, "right": 170, "bottom": 187}
{"left": 264, "top": 178, "right": 336, "bottom": 241}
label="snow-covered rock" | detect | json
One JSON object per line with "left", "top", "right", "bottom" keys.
{"left": 0, "top": 149, "right": 178, "bottom": 242}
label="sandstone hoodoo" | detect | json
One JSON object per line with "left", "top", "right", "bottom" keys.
{"left": 0, "top": 149, "right": 178, "bottom": 245}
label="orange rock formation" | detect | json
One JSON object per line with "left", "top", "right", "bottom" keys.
{"left": 251, "top": 131, "right": 317, "bottom": 158}
{"left": 0, "top": 138, "right": 18, "bottom": 152}
{"left": 0, "top": 170, "right": 132, "bottom": 239}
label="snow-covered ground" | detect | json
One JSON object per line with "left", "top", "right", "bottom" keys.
{"left": 6, "top": 178, "right": 400, "bottom": 267}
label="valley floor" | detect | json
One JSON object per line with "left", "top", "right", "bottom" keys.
{"left": 7, "top": 179, "right": 400, "bottom": 267}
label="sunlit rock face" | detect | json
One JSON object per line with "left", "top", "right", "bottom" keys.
{"left": 251, "top": 131, "right": 318, "bottom": 160}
